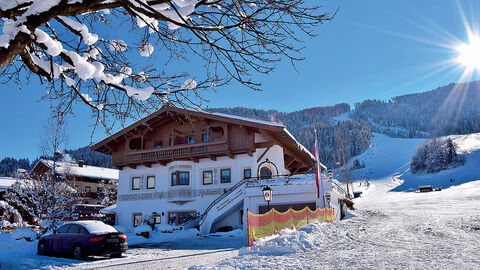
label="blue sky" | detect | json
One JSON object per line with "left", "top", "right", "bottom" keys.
{"left": 1, "top": 0, "right": 479, "bottom": 160}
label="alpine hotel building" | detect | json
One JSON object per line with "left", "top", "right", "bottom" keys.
{"left": 91, "top": 105, "right": 328, "bottom": 233}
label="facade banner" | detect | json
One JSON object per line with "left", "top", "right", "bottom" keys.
{"left": 247, "top": 206, "right": 334, "bottom": 246}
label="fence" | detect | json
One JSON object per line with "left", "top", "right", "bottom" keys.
{"left": 247, "top": 206, "right": 335, "bottom": 246}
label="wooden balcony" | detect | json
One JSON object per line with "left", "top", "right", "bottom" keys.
{"left": 122, "top": 140, "right": 230, "bottom": 166}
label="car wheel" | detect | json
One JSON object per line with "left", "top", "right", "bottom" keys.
{"left": 72, "top": 245, "right": 84, "bottom": 260}
{"left": 37, "top": 242, "right": 46, "bottom": 256}
{"left": 110, "top": 252, "right": 122, "bottom": 258}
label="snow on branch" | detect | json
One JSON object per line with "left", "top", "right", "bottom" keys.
{"left": 0, "top": 0, "right": 334, "bottom": 136}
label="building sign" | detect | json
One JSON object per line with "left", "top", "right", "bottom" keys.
{"left": 118, "top": 188, "right": 225, "bottom": 202}
{"left": 118, "top": 192, "right": 166, "bottom": 201}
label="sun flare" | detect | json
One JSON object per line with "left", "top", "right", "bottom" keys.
{"left": 455, "top": 35, "right": 480, "bottom": 72}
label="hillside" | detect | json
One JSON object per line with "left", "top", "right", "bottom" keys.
{"left": 352, "top": 81, "right": 480, "bottom": 137}
{"left": 342, "top": 131, "right": 480, "bottom": 192}
{"left": 213, "top": 104, "right": 371, "bottom": 169}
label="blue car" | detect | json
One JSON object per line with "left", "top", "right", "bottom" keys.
{"left": 37, "top": 220, "right": 128, "bottom": 259}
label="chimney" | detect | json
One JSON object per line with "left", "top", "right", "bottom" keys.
{"left": 78, "top": 160, "right": 84, "bottom": 167}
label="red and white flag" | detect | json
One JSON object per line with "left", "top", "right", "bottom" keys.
{"left": 314, "top": 129, "right": 325, "bottom": 204}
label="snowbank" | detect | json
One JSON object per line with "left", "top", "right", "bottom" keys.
{"left": 0, "top": 228, "right": 38, "bottom": 269}
{"left": 239, "top": 222, "right": 333, "bottom": 256}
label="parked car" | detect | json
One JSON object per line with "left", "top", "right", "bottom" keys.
{"left": 37, "top": 220, "right": 128, "bottom": 259}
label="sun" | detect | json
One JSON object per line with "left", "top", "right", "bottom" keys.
{"left": 455, "top": 34, "right": 480, "bottom": 72}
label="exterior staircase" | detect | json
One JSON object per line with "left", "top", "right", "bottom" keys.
{"left": 180, "top": 179, "right": 247, "bottom": 234}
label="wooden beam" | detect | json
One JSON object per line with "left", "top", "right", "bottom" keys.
{"left": 157, "top": 160, "right": 167, "bottom": 166}
{"left": 286, "top": 157, "right": 297, "bottom": 169}
{"left": 190, "top": 157, "right": 199, "bottom": 163}
{"left": 261, "top": 130, "right": 299, "bottom": 160}
{"left": 239, "top": 124, "right": 251, "bottom": 135}
{"left": 257, "top": 146, "right": 272, "bottom": 163}
{"left": 142, "top": 162, "right": 152, "bottom": 168}
{"left": 127, "top": 163, "right": 137, "bottom": 169}
{"left": 226, "top": 151, "right": 235, "bottom": 159}
{"left": 208, "top": 154, "right": 217, "bottom": 161}
{"left": 255, "top": 141, "right": 274, "bottom": 149}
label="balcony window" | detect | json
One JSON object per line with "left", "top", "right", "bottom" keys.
{"left": 203, "top": 171, "right": 213, "bottom": 185}
{"left": 155, "top": 140, "right": 163, "bottom": 148}
{"left": 185, "top": 136, "right": 195, "bottom": 144}
{"left": 243, "top": 169, "right": 252, "bottom": 179}
{"left": 202, "top": 134, "right": 212, "bottom": 142}
{"left": 220, "top": 169, "right": 231, "bottom": 183}
{"left": 169, "top": 138, "right": 174, "bottom": 146}
{"left": 171, "top": 171, "right": 189, "bottom": 186}
{"left": 147, "top": 176, "right": 155, "bottom": 189}
{"left": 85, "top": 186, "right": 91, "bottom": 193}
{"left": 132, "top": 177, "right": 140, "bottom": 190}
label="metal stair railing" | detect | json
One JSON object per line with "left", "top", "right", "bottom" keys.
{"left": 198, "top": 178, "right": 247, "bottom": 226}
{"left": 178, "top": 212, "right": 200, "bottom": 229}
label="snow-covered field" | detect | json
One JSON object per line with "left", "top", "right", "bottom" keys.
{"left": 2, "top": 133, "right": 480, "bottom": 269}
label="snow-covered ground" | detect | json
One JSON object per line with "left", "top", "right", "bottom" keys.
{"left": 2, "top": 133, "right": 480, "bottom": 269}
{"left": 189, "top": 133, "right": 480, "bottom": 269}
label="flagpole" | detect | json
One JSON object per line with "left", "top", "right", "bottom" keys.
{"left": 314, "top": 128, "right": 326, "bottom": 208}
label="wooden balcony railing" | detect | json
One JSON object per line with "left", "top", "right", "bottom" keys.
{"left": 123, "top": 140, "right": 228, "bottom": 164}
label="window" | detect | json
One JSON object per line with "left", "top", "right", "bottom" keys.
{"left": 171, "top": 171, "right": 189, "bottom": 186}
{"left": 85, "top": 186, "right": 91, "bottom": 193}
{"left": 132, "top": 177, "right": 140, "bottom": 190}
{"left": 57, "top": 224, "right": 70, "bottom": 234}
{"left": 155, "top": 140, "right": 163, "bottom": 148}
{"left": 203, "top": 171, "right": 213, "bottom": 185}
{"left": 221, "top": 169, "right": 231, "bottom": 183}
{"left": 202, "top": 133, "right": 212, "bottom": 142}
{"left": 153, "top": 215, "right": 161, "bottom": 224}
{"left": 260, "top": 167, "right": 272, "bottom": 179}
{"left": 168, "top": 211, "right": 196, "bottom": 225}
{"left": 243, "top": 169, "right": 252, "bottom": 179}
{"left": 185, "top": 136, "right": 195, "bottom": 144}
{"left": 129, "top": 137, "right": 143, "bottom": 150}
{"left": 67, "top": 224, "right": 82, "bottom": 234}
{"left": 97, "top": 187, "right": 102, "bottom": 193}
{"left": 133, "top": 213, "right": 142, "bottom": 227}
{"left": 147, "top": 176, "right": 155, "bottom": 189}
{"left": 169, "top": 138, "right": 174, "bottom": 146}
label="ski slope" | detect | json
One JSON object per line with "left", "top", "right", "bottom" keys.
{"left": 190, "top": 133, "right": 480, "bottom": 269}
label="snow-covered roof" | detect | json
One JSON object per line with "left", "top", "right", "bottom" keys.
{"left": 282, "top": 128, "right": 326, "bottom": 170}
{"left": 0, "top": 177, "right": 19, "bottom": 191}
{"left": 99, "top": 204, "right": 117, "bottom": 214}
{"left": 66, "top": 220, "right": 118, "bottom": 234}
{"left": 35, "top": 160, "right": 119, "bottom": 180}
{"left": 200, "top": 109, "right": 285, "bottom": 127}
